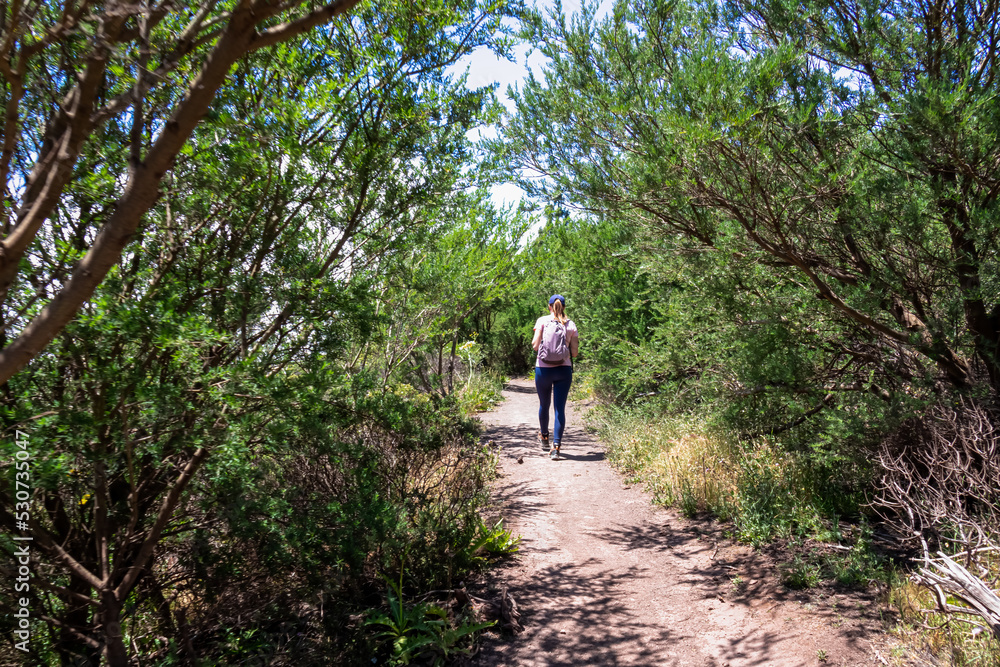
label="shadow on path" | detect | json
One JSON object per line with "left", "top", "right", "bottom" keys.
{"left": 479, "top": 560, "right": 683, "bottom": 667}
{"left": 591, "top": 520, "right": 701, "bottom": 555}
{"left": 504, "top": 381, "right": 539, "bottom": 395}
{"left": 483, "top": 422, "right": 604, "bottom": 462}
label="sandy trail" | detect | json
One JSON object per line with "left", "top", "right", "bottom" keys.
{"left": 472, "top": 378, "right": 884, "bottom": 667}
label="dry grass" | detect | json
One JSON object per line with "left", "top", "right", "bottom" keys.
{"left": 645, "top": 429, "right": 739, "bottom": 518}
{"left": 591, "top": 409, "right": 740, "bottom": 517}
{"left": 402, "top": 437, "right": 496, "bottom": 511}
{"left": 592, "top": 408, "right": 813, "bottom": 527}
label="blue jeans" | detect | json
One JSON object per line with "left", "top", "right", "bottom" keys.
{"left": 535, "top": 366, "right": 573, "bottom": 444}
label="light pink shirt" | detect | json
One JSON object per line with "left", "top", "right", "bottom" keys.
{"left": 534, "top": 315, "right": 579, "bottom": 368}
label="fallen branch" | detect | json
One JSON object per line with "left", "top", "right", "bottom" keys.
{"left": 913, "top": 551, "right": 1000, "bottom": 641}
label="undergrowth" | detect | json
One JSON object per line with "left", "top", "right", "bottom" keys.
{"left": 457, "top": 369, "right": 507, "bottom": 413}
{"left": 589, "top": 404, "right": 862, "bottom": 547}
{"left": 363, "top": 518, "right": 520, "bottom": 667}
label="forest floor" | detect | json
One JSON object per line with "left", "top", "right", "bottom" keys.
{"left": 469, "top": 378, "right": 905, "bottom": 667}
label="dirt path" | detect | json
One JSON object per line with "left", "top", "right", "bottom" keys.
{"left": 471, "top": 378, "right": 889, "bottom": 667}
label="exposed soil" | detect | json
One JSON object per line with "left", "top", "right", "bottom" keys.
{"left": 470, "top": 378, "right": 899, "bottom": 667}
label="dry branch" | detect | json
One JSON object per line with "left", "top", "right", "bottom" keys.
{"left": 874, "top": 396, "right": 1000, "bottom": 555}
{"left": 874, "top": 395, "right": 1000, "bottom": 634}
{"left": 913, "top": 551, "right": 1000, "bottom": 640}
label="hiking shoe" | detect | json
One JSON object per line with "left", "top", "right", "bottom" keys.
{"left": 539, "top": 432, "right": 549, "bottom": 450}
{"left": 550, "top": 447, "right": 559, "bottom": 460}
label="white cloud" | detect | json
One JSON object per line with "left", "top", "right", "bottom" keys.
{"left": 489, "top": 182, "right": 528, "bottom": 209}
{"left": 449, "top": 0, "right": 614, "bottom": 210}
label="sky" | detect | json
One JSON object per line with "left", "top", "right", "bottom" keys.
{"left": 447, "top": 0, "right": 614, "bottom": 209}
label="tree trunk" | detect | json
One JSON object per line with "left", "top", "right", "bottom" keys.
{"left": 101, "top": 590, "right": 129, "bottom": 667}
{"left": 56, "top": 579, "right": 98, "bottom": 665}
{"left": 447, "top": 335, "right": 458, "bottom": 394}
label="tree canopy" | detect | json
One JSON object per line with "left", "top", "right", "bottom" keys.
{"left": 499, "top": 0, "right": 1000, "bottom": 400}
{"left": 1, "top": 1, "right": 521, "bottom": 663}
{"left": 0, "top": 0, "right": 373, "bottom": 384}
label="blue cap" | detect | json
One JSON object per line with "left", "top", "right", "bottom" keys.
{"left": 548, "top": 294, "right": 565, "bottom": 305}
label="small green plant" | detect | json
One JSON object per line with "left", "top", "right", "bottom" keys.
{"left": 780, "top": 555, "right": 822, "bottom": 589}
{"left": 366, "top": 574, "right": 440, "bottom": 663}
{"left": 469, "top": 517, "right": 521, "bottom": 563}
{"left": 679, "top": 479, "right": 699, "bottom": 518}
{"left": 219, "top": 627, "right": 272, "bottom": 661}
{"left": 366, "top": 570, "right": 494, "bottom": 666}
{"left": 420, "top": 606, "right": 495, "bottom": 665}
{"left": 817, "top": 648, "right": 828, "bottom": 662}
{"left": 457, "top": 367, "right": 506, "bottom": 413}
{"left": 827, "top": 534, "right": 883, "bottom": 589}
{"left": 814, "top": 516, "right": 843, "bottom": 543}
{"left": 730, "top": 575, "right": 746, "bottom": 592}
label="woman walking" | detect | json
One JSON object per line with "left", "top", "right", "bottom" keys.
{"left": 532, "top": 294, "right": 579, "bottom": 460}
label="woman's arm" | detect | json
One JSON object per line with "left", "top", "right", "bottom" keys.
{"left": 532, "top": 323, "right": 543, "bottom": 351}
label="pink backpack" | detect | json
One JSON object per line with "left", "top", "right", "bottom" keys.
{"left": 538, "top": 319, "right": 570, "bottom": 364}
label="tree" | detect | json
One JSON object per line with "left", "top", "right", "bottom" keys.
{"left": 0, "top": 1, "right": 514, "bottom": 662}
{"left": 378, "top": 198, "right": 527, "bottom": 396}
{"left": 498, "top": 0, "right": 1000, "bottom": 405}
{"left": 0, "top": 0, "right": 365, "bottom": 386}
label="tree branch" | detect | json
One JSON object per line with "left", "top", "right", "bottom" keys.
{"left": 249, "top": 0, "right": 363, "bottom": 51}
